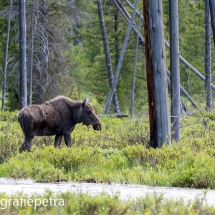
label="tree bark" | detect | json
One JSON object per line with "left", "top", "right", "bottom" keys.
{"left": 19, "top": 0, "right": 27, "bottom": 109}
{"left": 131, "top": 13, "right": 141, "bottom": 118}
{"left": 28, "top": 0, "right": 35, "bottom": 105}
{"left": 143, "top": 0, "right": 171, "bottom": 147}
{"left": 2, "top": 0, "right": 12, "bottom": 111}
{"left": 37, "top": 0, "right": 48, "bottom": 104}
{"left": 205, "top": 0, "right": 213, "bottom": 111}
{"left": 209, "top": 0, "right": 215, "bottom": 47}
{"left": 114, "top": 9, "right": 119, "bottom": 67}
{"left": 169, "top": 0, "right": 180, "bottom": 141}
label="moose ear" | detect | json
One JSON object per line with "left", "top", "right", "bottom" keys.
{"left": 82, "top": 98, "right": 90, "bottom": 107}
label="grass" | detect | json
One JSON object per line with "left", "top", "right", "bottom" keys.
{"left": 2, "top": 110, "right": 215, "bottom": 213}
{"left": 1, "top": 110, "right": 215, "bottom": 189}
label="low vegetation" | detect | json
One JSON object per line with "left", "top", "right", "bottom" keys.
{"left": 1, "top": 110, "right": 215, "bottom": 213}
{"left": 1, "top": 110, "right": 215, "bottom": 189}
{"left": 0, "top": 191, "right": 215, "bottom": 215}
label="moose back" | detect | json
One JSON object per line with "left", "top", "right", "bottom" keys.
{"left": 18, "top": 96, "right": 101, "bottom": 152}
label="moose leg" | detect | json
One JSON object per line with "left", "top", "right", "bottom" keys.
{"left": 19, "top": 134, "right": 34, "bottom": 153}
{"left": 54, "top": 135, "right": 63, "bottom": 148}
{"left": 63, "top": 132, "right": 72, "bottom": 147}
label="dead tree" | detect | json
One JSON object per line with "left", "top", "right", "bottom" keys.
{"left": 131, "top": 12, "right": 141, "bottom": 118}
{"left": 169, "top": 0, "right": 180, "bottom": 141}
{"left": 19, "top": 0, "right": 28, "bottom": 109}
{"left": 1, "top": 0, "right": 12, "bottom": 111}
{"left": 143, "top": 0, "right": 171, "bottom": 147}
{"left": 205, "top": 0, "right": 213, "bottom": 110}
{"left": 27, "top": 0, "right": 35, "bottom": 105}
{"left": 209, "top": 0, "right": 215, "bottom": 47}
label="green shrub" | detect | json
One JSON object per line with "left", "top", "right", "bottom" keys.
{"left": 1, "top": 111, "right": 215, "bottom": 188}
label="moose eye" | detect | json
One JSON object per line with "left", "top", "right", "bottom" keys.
{"left": 87, "top": 111, "right": 92, "bottom": 115}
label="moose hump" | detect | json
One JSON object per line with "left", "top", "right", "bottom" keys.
{"left": 18, "top": 96, "right": 101, "bottom": 152}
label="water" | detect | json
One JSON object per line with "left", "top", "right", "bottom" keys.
{"left": 0, "top": 178, "right": 215, "bottom": 206}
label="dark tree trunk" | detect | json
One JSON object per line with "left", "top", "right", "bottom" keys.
{"left": 143, "top": 0, "right": 171, "bottom": 147}
{"left": 28, "top": 0, "right": 35, "bottom": 105}
{"left": 2, "top": 0, "right": 12, "bottom": 111}
{"left": 205, "top": 0, "right": 213, "bottom": 110}
{"left": 209, "top": 0, "right": 215, "bottom": 47}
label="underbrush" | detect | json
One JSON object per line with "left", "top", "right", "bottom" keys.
{"left": 0, "top": 191, "right": 215, "bottom": 215}
{"left": 1, "top": 111, "right": 215, "bottom": 188}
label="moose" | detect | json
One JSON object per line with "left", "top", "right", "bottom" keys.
{"left": 18, "top": 96, "right": 101, "bottom": 152}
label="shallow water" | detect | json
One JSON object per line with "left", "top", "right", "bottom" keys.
{"left": 0, "top": 178, "right": 215, "bottom": 206}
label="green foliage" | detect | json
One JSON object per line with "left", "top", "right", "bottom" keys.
{"left": 67, "top": 0, "right": 211, "bottom": 115}
{"left": 0, "top": 0, "right": 212, "bottom": 114}
{"left": 76, "top": 0, "right": 147, "bottom": 114}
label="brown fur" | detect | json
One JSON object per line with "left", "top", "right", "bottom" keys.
{"left": 18, "top": 96, "right": 101, "bottom": 152}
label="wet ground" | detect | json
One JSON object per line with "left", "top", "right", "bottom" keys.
{"left": 0, "top": 178, "right": 215, "bottom": 206}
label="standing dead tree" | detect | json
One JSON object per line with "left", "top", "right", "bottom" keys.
{"left": 1, "top": 0, "right": 13, "bottom": 111}
{"left": 209, "top": 0, "right": 215, "bottom": 47}
{"left": 169, "top": 0, "right": 180, "bottom": 141}
{"left": 143, "top": 0, "right": 171, "bottom": 147}
{"left": 131, "top": 11, "right": 141, "bottom": 119}
{"left": 28, "top": 0, "right": 35, "bottom": 105}
{"left": 37, "top": 0, "right": 48, "bottom": 104}
{"left": 205, "top": 0, "right": 213, "bottom": 111}
{"left": 19, "top": 0, "right": 28, "bottom": 109}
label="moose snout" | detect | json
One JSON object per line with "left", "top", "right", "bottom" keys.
{"left": 93, "top": 123, "right": 101, "bottom": 130}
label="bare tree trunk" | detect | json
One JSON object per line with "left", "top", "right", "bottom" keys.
{"left": 37, "top": 0, "right": 47, "bottom": 104}
{"left": 131, "top": 13, "right": 141, "bottom": 119}
{"left": 97, "top": 0, "right": 120, "bottom": 113}
{"left": 105, "top": 0, "right": 138, "bottom": 114}
{"left": 19, "top": 0, "right": 27, "bottom": 109}
{"left": 209, "top": 0, "right": 215, "bottom": 47}
{"left": 1, "top": 0, "right": 12, "bottom": 111}
{"left": 143, "top": 0, "right": 171, "bottom": 147}
{"left": 169, "top": 0, "right": 180, "bottom": 141}
{"left": 28, "top": 0, "right": 35, "bottom": 105}
{"left": 205, "top": 0, "right": 213, "bottom": 111}
{"left": 114, "top": 10, "right": 119, "bottom": 67}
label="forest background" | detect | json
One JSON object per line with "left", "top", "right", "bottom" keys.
{"left": 0, "top": 0, "right": 213, "bottom": 115}
{"left": 2, "top": 2, "right": 215, "bottom": 213}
